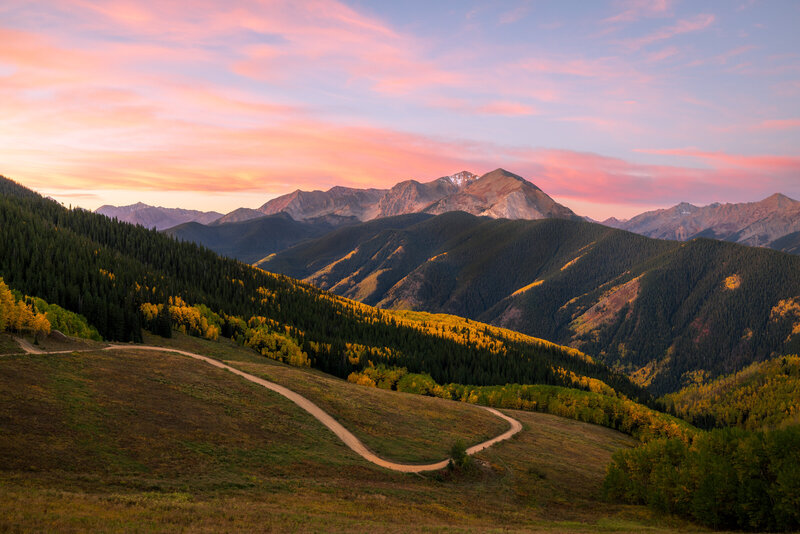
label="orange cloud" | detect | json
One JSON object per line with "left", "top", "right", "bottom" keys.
{"left": 430, "top": 98, "right": 538, "bottom": 116}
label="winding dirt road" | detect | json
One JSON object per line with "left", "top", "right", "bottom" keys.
{"left": 12, "top": 339, "right": 522, "bottom": 473}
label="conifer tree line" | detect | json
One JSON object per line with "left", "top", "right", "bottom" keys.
{"left": 0, "top": 176, "right": 647, "bottom": 401}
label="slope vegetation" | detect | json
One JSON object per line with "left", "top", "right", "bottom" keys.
{"left": 663, "top": 354, "right": 800, "bottom": 430}
{"left": 261, "top": 211, "right": 800, "bottom": 393}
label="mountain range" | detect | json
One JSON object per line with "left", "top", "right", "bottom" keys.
{"left": 96, "top": 170, "right": 800, "bottom": 260}
{"left": 96, "top": 202, "right": 222, "bottom": 230}
{"left": 212, "top": 168, "right": 579, "bottom": 225}
{"left": 603, "top": 193, "right": 800, "bottom": 251}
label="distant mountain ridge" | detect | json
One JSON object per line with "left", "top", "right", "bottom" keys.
{"left": 165, "top": 212, "right": 360, "bottom": 264}
{"left": 214, "top": 168, "right": 579, "bottom": 225}
{"left": 96, "top": 202, "right": 222, "bottom": 230}
{"left": 604, "top": 194, "right": 800, "bottom": 252}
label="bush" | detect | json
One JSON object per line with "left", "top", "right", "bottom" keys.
{"left": 448, "top": 440, "right": 474, "bottom": 471}
{"left": 603, "top": 426, "right": 800, "bottom": 531}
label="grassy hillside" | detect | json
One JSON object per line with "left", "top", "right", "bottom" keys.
{"left": 662, "top": 355, "right": 800, "bottom": 430}
{"left": 260, "top": 211, "right": 800, "bottom": 394}
{"left": 0, "top": 344, "right": 705, "bottom": 533}
{"left": 141, "top": 332, "right": 510, "bottom": 463}
{"left": 0, "top": 176, "right": 647, "bottom": 402}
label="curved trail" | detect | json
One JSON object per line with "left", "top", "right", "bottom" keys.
{"left": 15, "top": 339, "right": 523, "bottom": 473}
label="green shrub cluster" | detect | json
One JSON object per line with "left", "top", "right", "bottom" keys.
{"left": 603, "top": 426, "right": 800, "bottom": 531}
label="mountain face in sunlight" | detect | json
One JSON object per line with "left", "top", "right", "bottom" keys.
{"left": 211, "top": 169, "right": 577, "bottom": 225}
{"left": 605, "top": 194, "right": 800, "bottom": 248}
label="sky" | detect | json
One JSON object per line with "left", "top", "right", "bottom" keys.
{"left": 1, "top": 0, "right": 799, "bottom": 220}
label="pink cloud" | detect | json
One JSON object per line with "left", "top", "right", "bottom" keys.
{"left": 498, "top": 4, "right": 531, "bottom": 25}
{"left": 503, "top": 148, "right": 800, "bottom": 207}
{"left": 755, "top": 119, "right": 800, "bottom": 131}
{"left": 646, "top": 46, "right": 680, "bottom": 63}
{"left": 477, "top": 101, "right": 538, "bottom": 116}
{"left": 1, "top": 0, "right": 797, "bottom": 220}
{"left": 638, "top": 148, "right": 800, "bottom": 173}
{"left": 432, "top": 98, "right": 538, "bottom": 116}
{"left": 687, "top": 45, "right": 756, "bottom": 67}
{"left": 602, "top": 0, "right": 674, "bottom": 25}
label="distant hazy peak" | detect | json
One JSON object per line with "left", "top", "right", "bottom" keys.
{"left": 95, "top": 202, "right": 223, "bottom": 230}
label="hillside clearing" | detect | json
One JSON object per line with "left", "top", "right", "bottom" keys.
{"left": 0, "top": 343, "right": 704, "bottom": 532}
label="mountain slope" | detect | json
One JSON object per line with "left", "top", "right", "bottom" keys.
{"left": 424, "top": 169, "right": 579, "bottom": 220}
{"left": 260, "top": 212, "right": 800, "bottom": 394}
{"left": 210, "top": 207, "right": 264, "bottom": 225}
{"left": 164, "top": 212, "right": 358, "bottom": 263}
{"left": 769, "top": 230, "right": 800, "bottom": 255}
{"left": 663, "top": 354, "right": 800, "bottom": 431}
{"left": 376, "top": 175, "right": 466, "bottom": 217}
{"left": 606, "top": 193, "right": 800, "bottom": 248}
{"left": 260, "top": 186, "right": 388, "bottom": 221}
{"left": 96, "top": 202, "right": 222, "bottom": 230}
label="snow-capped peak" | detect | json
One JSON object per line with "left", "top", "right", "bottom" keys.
{"left": 446, "top": 171, "right": 478, "bottom": 188}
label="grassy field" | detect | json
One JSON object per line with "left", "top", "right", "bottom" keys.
{"left": 0, "top": 334, "right": 20, "bottom": 355}
{"left": 0, "top": 331, "right": 107, "bottom": 354}
{"left": 141, "top": 333, "right": 512, "bottom": 463}
{"left": 0, "top": 336, "right": 710, "bottom": 532}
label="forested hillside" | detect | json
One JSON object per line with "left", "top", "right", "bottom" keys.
{"left": 0, "top": 176, "right": 645, "bottom": 400}
{"left": 167, "top": 212, "right": 424, "bottom": 264}
{"left": 662, "top": 355, "right": 800, "bottom": 430}
{"left": 164, "top": 212, "right": 358, "bottom": 263}
{"left": 260, "top": 211, "right": 800, "bottom": 394}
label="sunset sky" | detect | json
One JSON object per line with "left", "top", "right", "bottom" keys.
{"left": 2, "top": 0, "right": 799, "bottom": 219}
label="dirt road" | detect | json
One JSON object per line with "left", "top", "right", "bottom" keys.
{"left": 13, "top": 338, "right": 523, "bottom": 473}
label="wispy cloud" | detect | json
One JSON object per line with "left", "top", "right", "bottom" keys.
{"left": 620, "top": 13, "right": 715, "bottom": 50}
{"left": 602, "top": 0, "right": 674, "bottom": 25}
{"left": 498, "top": 2, "right": 532, "bottom": 25}
{"left": 646, "top": 45, "right": 680, "bottom": 63}
{"left": 687, "top": 45, "right": 756, "bottom": 67}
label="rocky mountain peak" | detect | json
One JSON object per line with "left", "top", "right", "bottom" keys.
{"left": 445, "top": 171, "right": 478, "bottom": 188}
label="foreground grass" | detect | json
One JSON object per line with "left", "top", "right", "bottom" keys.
{"left": 142, "top": 332, "right": 510, "bottom": 463}
{"left": 0, "top": 331, "right": 107, "bottom": 354}
{"left": 0, "top": 338, "right": 709, "bottom": 532}
{"left": 0, "top": 333, "right": 19, "bottom": 355}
